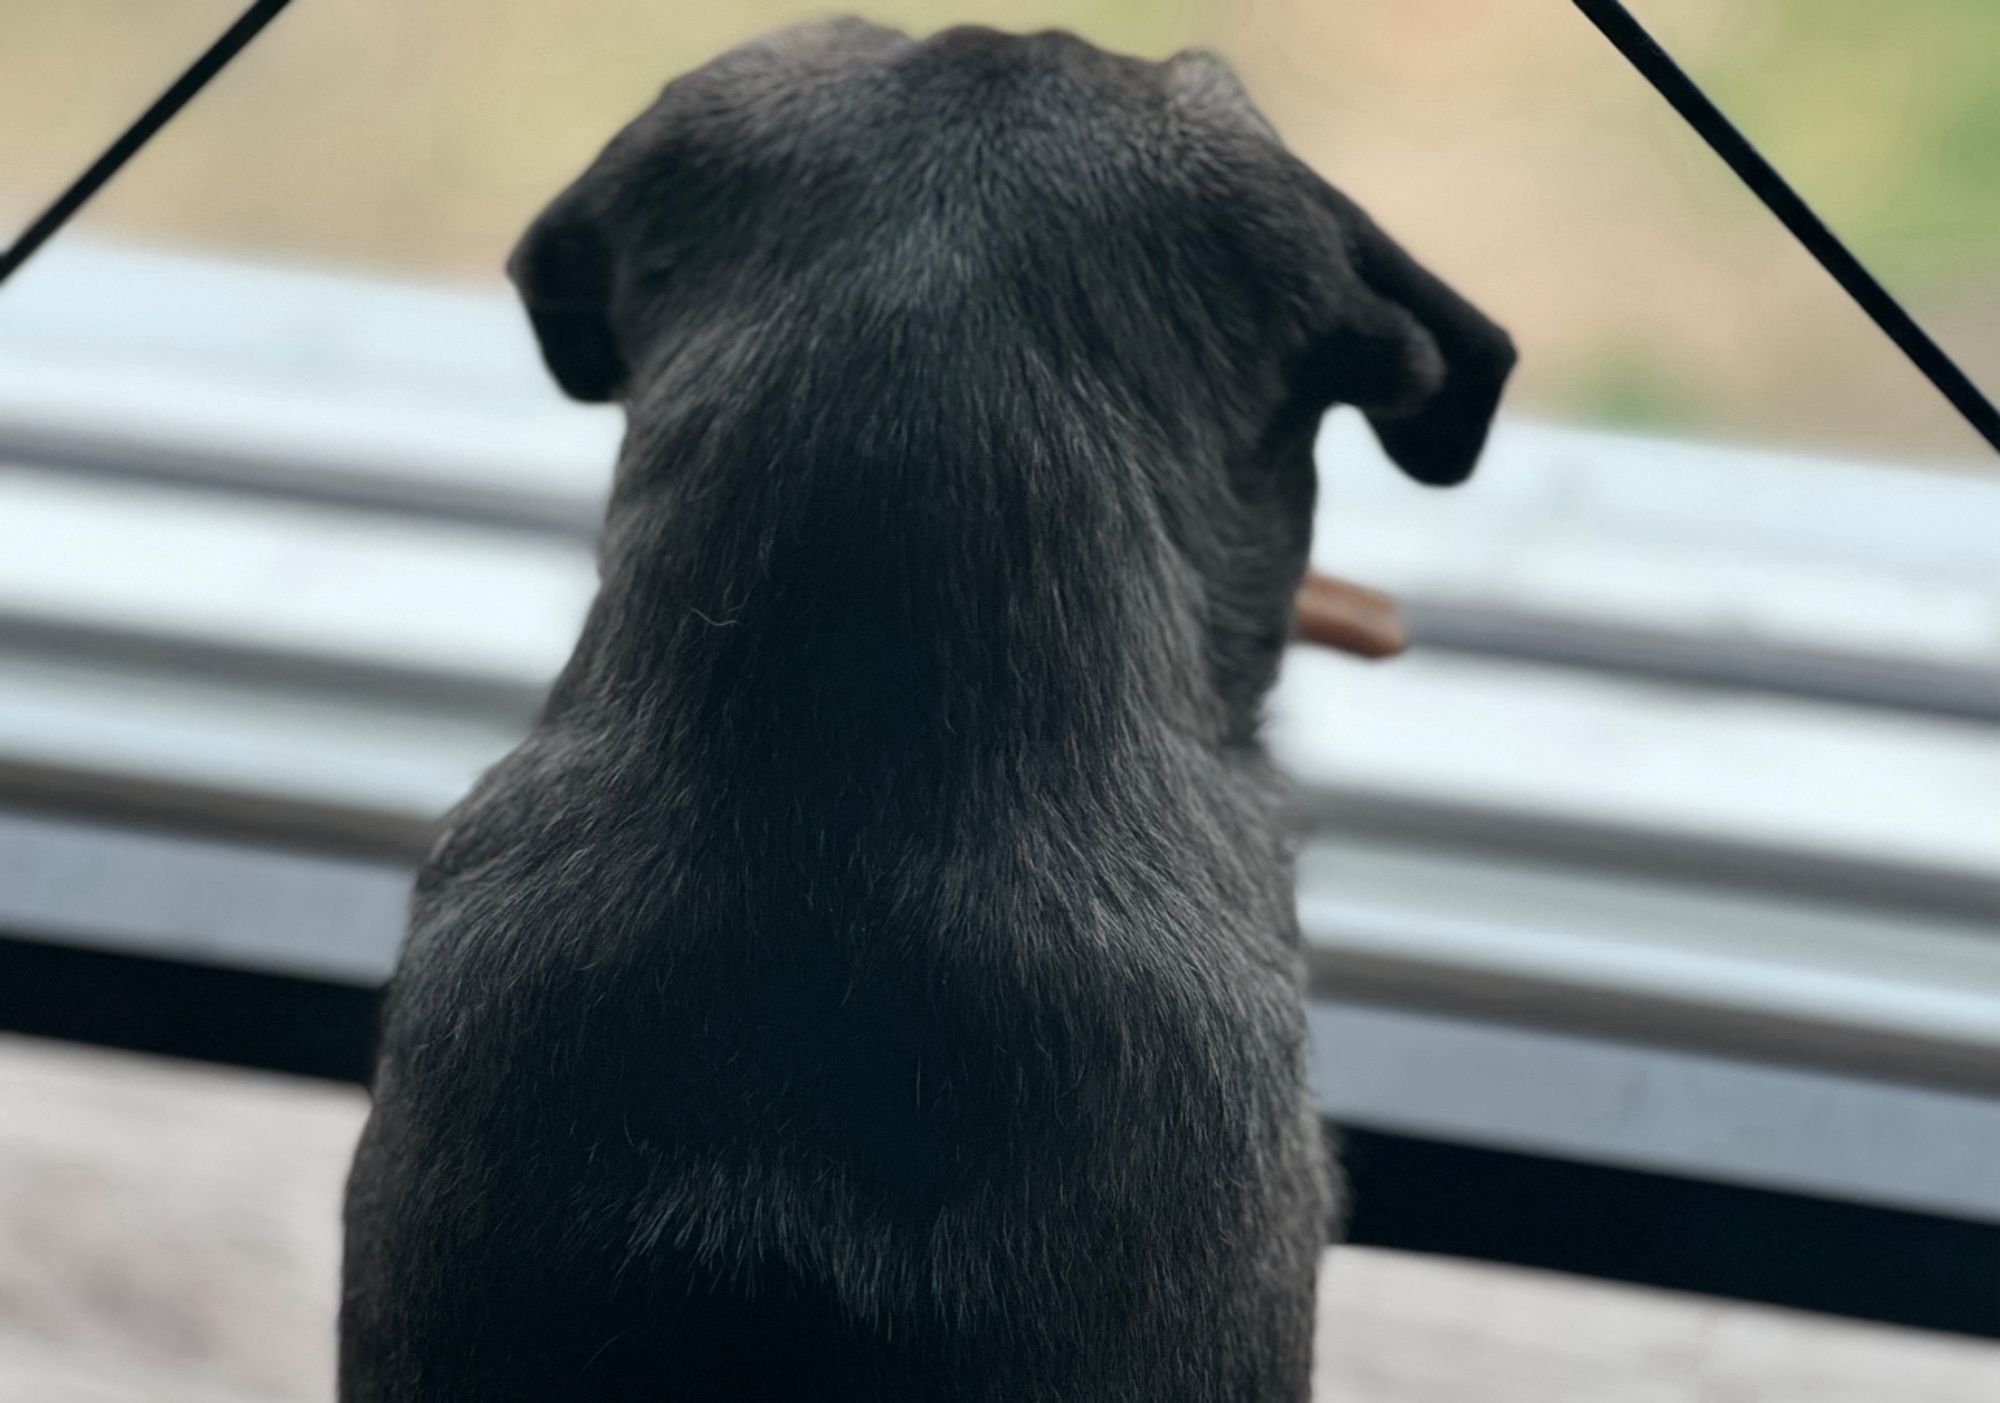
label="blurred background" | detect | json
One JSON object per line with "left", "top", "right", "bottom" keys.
{"left": 5, "top": 0, "right": 1999, "bottom": 459}
{"left": 2, "top": 5, "right": 1998, "bottom": 1402}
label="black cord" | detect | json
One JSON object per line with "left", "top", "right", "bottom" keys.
{"left": 1574, "top": 0, "right": 2000, "bottom": 455}
{"left": 0, "top": 0, "right": 300, "bottom": 290}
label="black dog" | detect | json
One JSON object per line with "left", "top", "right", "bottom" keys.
{"left": 341, "top": 20, "right": 1512, "bottom": 1401}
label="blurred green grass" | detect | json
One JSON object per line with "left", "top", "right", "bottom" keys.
{"left": 1, "top": 1, "right": 1992, "bottom": 459}
{"left": 1701, "top": 0, "right": 2000, "bottom": 291}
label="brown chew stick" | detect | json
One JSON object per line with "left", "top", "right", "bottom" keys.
{"left": 1292, "top": 569, "right": 1408, "bottom": 660}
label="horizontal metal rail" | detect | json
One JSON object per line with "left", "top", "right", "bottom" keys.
{"left": 1406, "top": 596, "right": 2000, "bottom": 726}
{"left": 6, "top": 413, "right": 1994, "bottom": 721}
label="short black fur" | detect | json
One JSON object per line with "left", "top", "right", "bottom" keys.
{"left": 341, "top": 20, "right": 1514, "bottom": 1401}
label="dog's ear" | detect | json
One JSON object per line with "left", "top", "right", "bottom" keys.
{"left": 508, "top": 178, "right": 627, "bottom": 403}
{"left": 1283, "top": 171, "right": 1517, "bottom": 487}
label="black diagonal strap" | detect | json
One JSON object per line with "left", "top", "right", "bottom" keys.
{"left": 0, "top": 0, "right": 300, "bottom": 289}
{"left": 1575, "top": 0, "right": 2000, "bottom": 455}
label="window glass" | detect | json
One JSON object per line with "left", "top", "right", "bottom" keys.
{"left": 3, "top": 1, "right": 1992, "bottom": 459}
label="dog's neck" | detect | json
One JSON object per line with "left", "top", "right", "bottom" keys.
{"left": 543, "top": 368, "right": 1224, "bottom": 818}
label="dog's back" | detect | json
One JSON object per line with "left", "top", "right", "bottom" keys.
{"left": 341, "top": 21, "right": 1510, "bottom": 1402}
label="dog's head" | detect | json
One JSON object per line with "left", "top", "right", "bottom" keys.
{"left": 512, "top": 18, "right": 1512, "bottom": 486}
{"left": 512, "top": 21, "right": 1513, "bottom": 736}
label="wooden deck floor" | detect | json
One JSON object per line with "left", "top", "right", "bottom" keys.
{"left": 5, "top": 1034, "right": 1997, "bottom": 1403}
